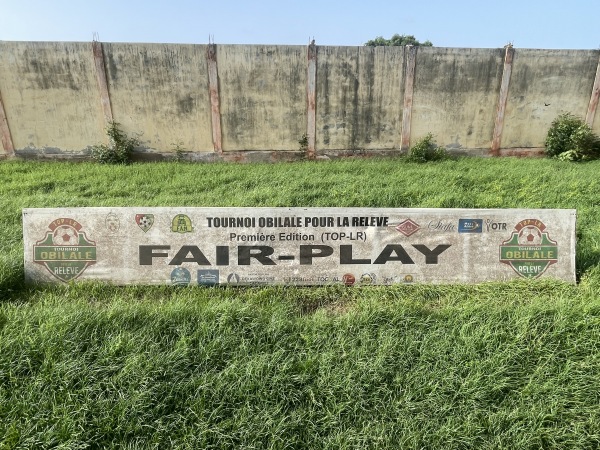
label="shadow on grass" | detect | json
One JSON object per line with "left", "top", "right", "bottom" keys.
{"left": 576, "top": 248, "right": 600, "bottom": 282}
{"left": 0, "top": 265, "right": 26, "bottom": 302}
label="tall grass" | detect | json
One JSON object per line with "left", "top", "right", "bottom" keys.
{"left": 1, "top": 158, "right": 600, "bottom": 448}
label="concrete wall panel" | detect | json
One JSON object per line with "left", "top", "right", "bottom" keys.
{"left": 411, "top": 47, "right": 504, "bottom": 152}
{"left": 217, "top": 45, "right": 306, "bottom": 151}
{"left": 316, "top": 46, "right": 404, "bottom": 150}
{"left": 1, "top": 42, "right": 599, "bottom": 159}
{"left": 503, "top": 49, "right": 599, "bottom": 148}
{"left": 0, "top": 41, "right": 105, "bottom": 155}
{"left": 103, "top": 43, "right": 213, "bottom": 153}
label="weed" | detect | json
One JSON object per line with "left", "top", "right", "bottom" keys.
{"left": 171, "top": 141, "right": 186, "bottom": 162}
{"left": 407, "top": 133, "right": 450, "bottom": 163}
{"left": 91, "top": 122, "right": 139, "bottom": 165}
{"left": 298, "top": 133, "right": 308, "bottom": 152}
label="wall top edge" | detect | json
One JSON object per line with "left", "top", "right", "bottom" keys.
{"left": 0, "top": 40, "right": 599, "bottom": 53}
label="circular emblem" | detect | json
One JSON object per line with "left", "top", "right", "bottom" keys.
{"left": 342, "top": 273, "right": 355, "bottom": 286}
{"left": 360, "top": 273, "right": 376, "bottom": 285}
{"left": 171, "top": 267, "right": 191, "bottom": 286}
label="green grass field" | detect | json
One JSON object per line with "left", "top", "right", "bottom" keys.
{"left": 2, "top": 158, "right": 600, "bottom": 449}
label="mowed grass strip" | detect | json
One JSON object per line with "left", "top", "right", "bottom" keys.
{"left": 1, "top": 158, "right": 600, "bottom": 448}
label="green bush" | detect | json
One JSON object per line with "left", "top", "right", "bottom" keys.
{"left": 91, "top": 122, "right": 139, "bottom": 164}
{"left": 407, "top": 133, "right": 450, "bottom": 163}
{"left": 544, "top": 113, "right": 600, "bottom": 161}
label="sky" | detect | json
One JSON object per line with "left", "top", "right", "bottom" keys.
{"left": 1, "top": 0, "right": 599, "bottom": 50}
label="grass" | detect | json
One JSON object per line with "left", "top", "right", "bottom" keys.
{"left": 1, "top": 157, "right": 600, "bottom": 448}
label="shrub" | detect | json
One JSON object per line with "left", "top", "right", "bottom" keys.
{"left": 298, "top": 133, "right": 308, "bottom": 152}
{"left": 407, "top": 133, "right": 449, "bottom": 163}
{"left": 544, "top": 113, "right": 600, "bottom": 161}
{"left": 171, "top": 141, "right": 186, "bottom": 162}
{"left": 91, "top": 122, "right": 139, "bottom": 164}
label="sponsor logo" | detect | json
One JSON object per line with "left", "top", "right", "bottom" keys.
{"left": 33, "top": 218, "right": 97, "bottom": 282}
{"left": 227, "top": 273, "right": 241, "bottom": 284}
{"left": 485, "top": 219, "right": 507, "bottom": 232}
{"left": 458, "top": 219, "right": 483, "bottom": 233}
{"left": 428, "top": 220, "right": 455, "bottom": 232}
{"left": 198, "top": 269, "right": 219, "bottom": 286}
{"left": 135, "top": 214, "right": 154, "bottom": 233}
{"left": 342, "top": 273, "right": 356, "bottom": 286}
{"left": 171, "top": 214, "right": 193, "bottom": 233}
{"left": 105, "top": 212, "right": 120, "bottom": 233}
{"left": 171, "top": 267, "right": 191, "bottom": 286}
{"left": 360, "top": 273, "right": 376, "bottom": 285}
{"left": 499, "top": 219, "right": 558, "bottom": 279}
{"left": 395, "top": 219, "right": 420, "bottom": 237}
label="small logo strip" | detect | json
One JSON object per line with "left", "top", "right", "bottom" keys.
{"left": 33, "top": 218, "right": 97, "bottom": 282}
{"left": 458, "top": 219, "right": 483, "bottom": 233}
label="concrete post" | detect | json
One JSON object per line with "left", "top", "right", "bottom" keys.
{"left": 207, "top": 44, "right": 223, "bottom": 153}
{"left": 585, "top": 53, "right": 600, "bottom": 128}
{"left": 306, "top": 41, "right": 317, "bottom": 159}
{"left": 401, "top": 45, "right": 417, "bottom": 152}
{"left": 92, "top": 41, "right": 113, "bottom": 124}
{"left": 0, "top": 89, "right": 15, "bottom": 157}
{"left": 491, "top": 46, "right": 515, "bottom": 156}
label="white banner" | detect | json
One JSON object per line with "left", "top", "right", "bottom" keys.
{"left": 23, "top": 207, "right": 576, "bottom": 285}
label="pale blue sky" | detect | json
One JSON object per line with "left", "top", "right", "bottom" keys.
{"left": 1, "top": 0, "right": 599, "bottom": 49}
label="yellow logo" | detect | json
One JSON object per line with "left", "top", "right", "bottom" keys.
{"left": 171, "top": 214, "right": 193, "bottom": 233}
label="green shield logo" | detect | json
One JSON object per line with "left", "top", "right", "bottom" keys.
{"left": 33, "top": 218, "right": 97, "bottom": 282}
{"left": 499, "top": 219, "right": 558, "bottom": 279}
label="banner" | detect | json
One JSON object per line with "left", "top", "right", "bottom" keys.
{"left": 23, "top": 207, "right": 576, "bottom": 285}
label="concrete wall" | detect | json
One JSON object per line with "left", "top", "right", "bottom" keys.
{"left": 1, "top": 41, "right": 599, "bottom": 160}
{"left": 0, "top": 41, "right": 105, "bottom": 155}
{"left": 217, "top": 45, "right": 306, "bottom": 151}
{"left": 411, "top": 47, "right": 504, "bottom": 153}
{"left": 316, "top": 46, "right": 405, "bottom": 151}
{"left": 502, "top": 49, "right": 600, "bottom": 148}
{"left": 102, "top": 43, "right": 213, "bottom": 153}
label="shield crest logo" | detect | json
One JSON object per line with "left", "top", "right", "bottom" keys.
{"left": 33, "top": 218, "right": 97, "bottom": 282}
{"left": 135, "top": 214, "right": 154, "bottom": 233}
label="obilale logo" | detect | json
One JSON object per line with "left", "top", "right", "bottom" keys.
{"left": 33, "top": 218, "right": 97, "bottom": 282}
{"left": 499, "top": 219, "right": 558, "bottom": 279}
